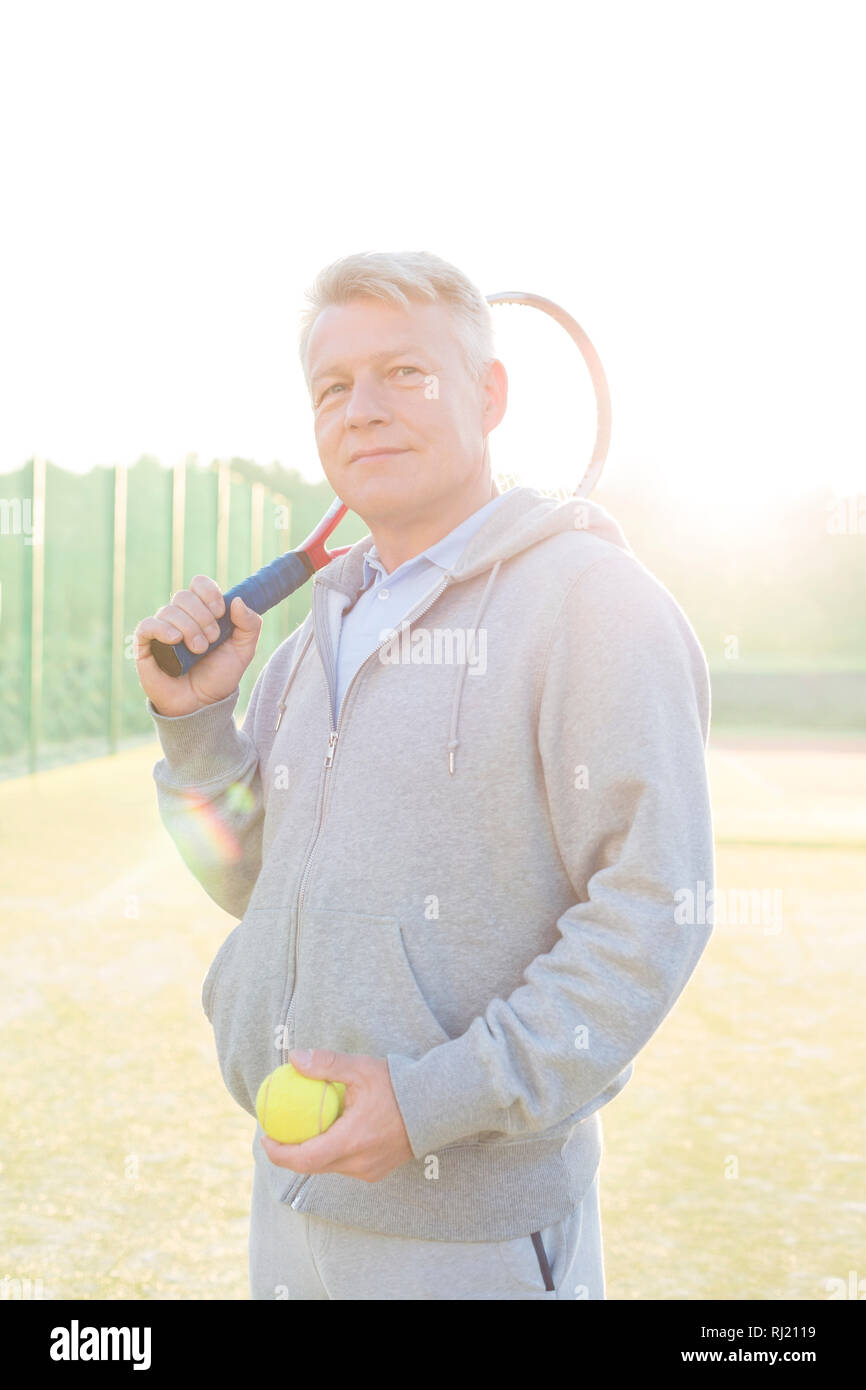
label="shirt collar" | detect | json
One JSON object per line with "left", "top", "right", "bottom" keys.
{"left": 361, "top": 492, "right": 506, "bottom": 589}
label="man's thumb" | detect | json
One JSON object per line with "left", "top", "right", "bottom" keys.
{"left": 290, "top": 1047, "right": 345, "bottom": 1078}
{"left": 231, "top": 595, "right": 261, "bottom": 627}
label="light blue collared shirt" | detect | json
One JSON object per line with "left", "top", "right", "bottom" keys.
{"left": 334, "top": 492, "right": 506, "bottom": 715}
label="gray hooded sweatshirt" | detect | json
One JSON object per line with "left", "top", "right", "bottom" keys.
{"left": 148, "top": 485, "right": 715, "bottom": 1242}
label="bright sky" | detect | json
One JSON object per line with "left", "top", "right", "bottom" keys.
{"left": 1, "top": 0, "right": 863, "bottom": 508}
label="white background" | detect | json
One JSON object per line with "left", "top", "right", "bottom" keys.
{"left": 1, "top": 0, "right": 863, "bottom": 506}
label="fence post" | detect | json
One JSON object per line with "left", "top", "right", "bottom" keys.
{"left": 108, "top": 462, "right": 127, "bottom": 755}
{"left": 216, "top": 460, "right": 231, "bottom": 591}
{"left": 28, "top": 456, "right": 46, "bottom": 774}
{"left": 251, "top": 481, "right": 264, "bottom": 575}
{"left": 171, "top": 457, "right": 187, "bottom": 598}
{"left": 271, "top": 491, "right": 291, "bottom": 641}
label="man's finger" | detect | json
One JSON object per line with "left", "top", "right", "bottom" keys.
{"left": 260, "top": 1113, "right": 355, "bottom": 1172}
{"left": 289, "top": 1047, "right": 361, "bottom": 1083}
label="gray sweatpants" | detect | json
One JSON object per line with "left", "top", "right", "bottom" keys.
{"left": 248, "top": 1150, "right": 606, "bottom": 1301}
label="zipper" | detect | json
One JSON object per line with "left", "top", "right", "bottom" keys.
{"left": 280, "top": 574, "right": 451, "bottom": 1061}
{"left": 323, "top": 730, "right": 338, "bottom": 768}
{"left": 281, "top": 575, "right": 451, "bottom": 1211}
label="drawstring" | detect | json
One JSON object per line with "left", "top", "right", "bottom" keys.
{"left": 273, "top": 619, "right": 315, "bottom": 731}
{"left": 272, "top": 561, "right": 503, "bottom": 768}
{"left": 447, "top": 560, "right": 502, "bottom": 775}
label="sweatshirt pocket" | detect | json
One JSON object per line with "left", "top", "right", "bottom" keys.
{"left": 292, "top": 908, "right": 451, "bottom": 1058}
{"left": 202, "top": 922, "right": 242, "bottom": 1022}
{"left": 203, "top": 905, "right": 295, "bottom": 1119}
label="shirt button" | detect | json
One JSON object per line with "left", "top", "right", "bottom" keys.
{"left": 378, "top": 588, "right": 390, "bottom": 600}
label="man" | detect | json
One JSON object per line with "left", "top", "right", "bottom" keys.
{"left": 134, "top": 250, "right": 715, "bottom": 1301}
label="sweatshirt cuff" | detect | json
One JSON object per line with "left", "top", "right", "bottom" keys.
{"left": 386, "top": 1022, "right": 513, "bottom": 1157}
{"left": 147, "top": 688, "right": 248, "bottom": 785}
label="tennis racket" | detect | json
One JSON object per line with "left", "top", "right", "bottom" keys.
{"left": 149, "top": 290, "right": 611, "bottom": 677}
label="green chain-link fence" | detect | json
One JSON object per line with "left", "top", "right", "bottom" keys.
{"left": 2, "top": 461, "right": 864, "bottom": 780}
{"left": 0, "top": 456, "right": 365, "bottom": 779}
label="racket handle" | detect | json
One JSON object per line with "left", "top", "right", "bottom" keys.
{"left": 150, "top": 549, "right": 314, "bottom": 677}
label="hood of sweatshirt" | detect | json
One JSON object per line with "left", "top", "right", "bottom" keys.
{"left": 274, "top": 486, "right": 633, "bottom": 771}
{"left": 324, "top": 484, "right": 631, "bottom": 592}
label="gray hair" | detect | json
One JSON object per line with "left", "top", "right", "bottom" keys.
{"left": 297, "top": 249, "right": 497, "bottom": 394}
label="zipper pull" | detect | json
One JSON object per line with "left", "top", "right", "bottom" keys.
{"left": 324, "top": 730, "right": 338, "bottom": 768}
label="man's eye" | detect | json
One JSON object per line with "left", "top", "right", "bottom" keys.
{"left": 320, "top": 383, "right": 345, "bottom": 402}
{"left": 395, "top": 366, "right": 421, "bottom": 377}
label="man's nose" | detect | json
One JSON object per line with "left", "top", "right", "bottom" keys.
{"left": 343, "top": 378, "right": 391, "bottom": 427}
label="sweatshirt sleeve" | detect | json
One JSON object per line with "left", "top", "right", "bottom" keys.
{"left": 148, "top": 668, "right": 269, "bottom": 922}
{"left": 386, "top": 549, "right": 716, "bottom": 1157}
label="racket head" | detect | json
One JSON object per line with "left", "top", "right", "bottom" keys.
{"left": 484, "top": 291, "right": 611, "bottom": 500}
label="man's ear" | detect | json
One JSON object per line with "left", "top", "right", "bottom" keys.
{"left": 482, "top": 358, "right": 508, "bottom": 440}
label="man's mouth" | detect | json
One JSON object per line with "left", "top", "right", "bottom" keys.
{"left": 349, "top": 448, "right": 409, "bottom": 464}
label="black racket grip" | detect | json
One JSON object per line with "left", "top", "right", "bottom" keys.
{"left": 150, "top": 549, "right": 315, "bottom": 677}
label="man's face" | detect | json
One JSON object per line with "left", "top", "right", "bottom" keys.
{"left": 306, "top": 296, "right": 500, "bottom": 526}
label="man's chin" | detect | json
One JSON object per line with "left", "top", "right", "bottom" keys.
{"left": 340, "top": 477, "right": 434, "bottom": 527}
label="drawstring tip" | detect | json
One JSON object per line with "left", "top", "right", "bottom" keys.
{"left": 448, "top": 750, "right": 455, "bottom": 775}
{"left": 274, "top": 706, "right": 284, "bottom": 732}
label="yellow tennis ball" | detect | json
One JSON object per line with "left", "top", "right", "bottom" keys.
{"left": 256, "top": 1063, "right": 346, "bottom": 1144}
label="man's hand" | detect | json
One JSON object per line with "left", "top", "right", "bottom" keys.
{"left": 134, "top": 577, "right": 262, "bottom": 717}
{"left": 258, "top": 1049, "right": 414, "bottom": 1182}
